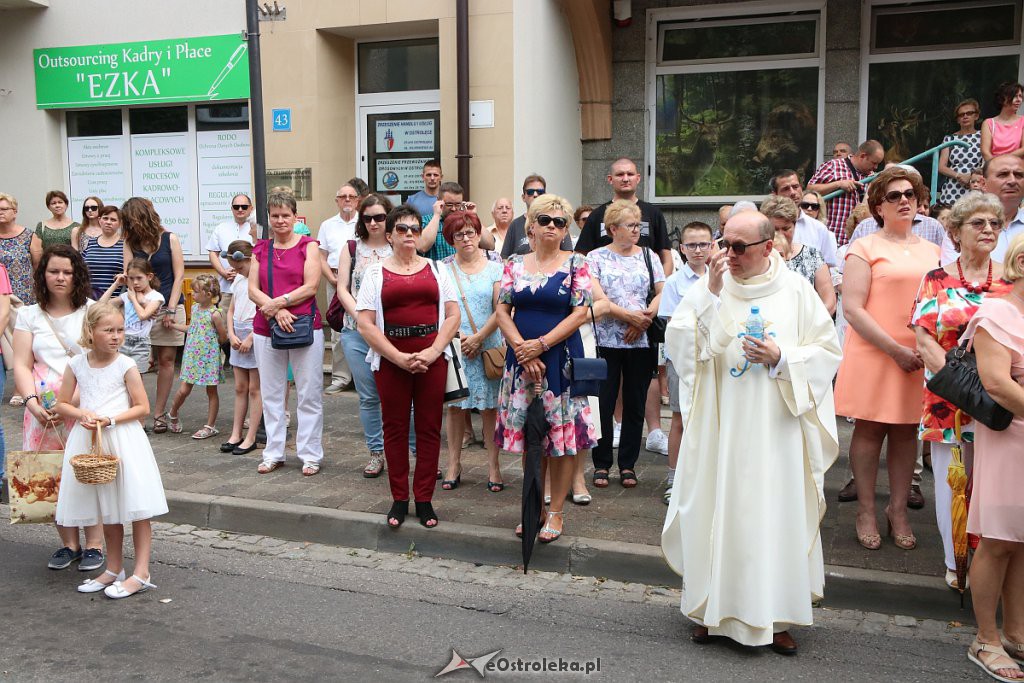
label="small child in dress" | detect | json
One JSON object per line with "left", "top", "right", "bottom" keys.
{"left": 53, "top": 303, "right": 168, "bottom": 599}
{"left": 99, "top": 257, "right": 165, "bottom": 373}
{"left": 222, "top": 241, "right": 262, "bottom": 455}
{"left": 166, "top": 274, "right": 227, "bottom": 439}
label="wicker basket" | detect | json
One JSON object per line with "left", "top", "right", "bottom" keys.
{"left": 70, "top": 429, "right": 119, "bottom": 485}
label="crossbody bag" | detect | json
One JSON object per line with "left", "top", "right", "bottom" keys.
{"left": 266, "top": 240, "right": 316, "bottom": 350}
{"left": 448, "top": 262, "right": 506, "bottom": 380}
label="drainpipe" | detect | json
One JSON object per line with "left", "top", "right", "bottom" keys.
{"left": 245, "top": 0, "right": 268, "bottom": 238}
{"left": 456, "top": 0, "right": 472, "bottom": 198}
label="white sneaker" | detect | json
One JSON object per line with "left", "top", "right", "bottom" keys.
{"left": 612, "top": 421, "right": 621, "bottom": 448}
{"left": 646, "top": 428, "right": 669, "bottom": 455}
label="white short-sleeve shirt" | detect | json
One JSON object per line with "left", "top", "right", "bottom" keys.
{"left": 206, "top": 219, "right": 256, "bottom": 291}
{"left": 121, "top": 290, "right": 165, "bottom": 337}
{"left": 15, "top": 302, "right": 94, "bottom": 377}
{"left": 318, "top": 214, "right": 358, "bottom": 269}
{"left": 229, "top": 274, "right": 257, "bottom": 324}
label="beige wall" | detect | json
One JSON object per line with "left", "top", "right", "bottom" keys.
{"left": 259, "top": 0, "right": 518, "bottom": 230}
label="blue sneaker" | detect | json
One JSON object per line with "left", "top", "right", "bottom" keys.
{"left": 48, "top": 546, "right": 82, "bottom": 570}
{"left": 79, "top": 548, "right": 105, "bottom": 572}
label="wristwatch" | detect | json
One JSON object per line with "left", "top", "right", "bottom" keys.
{"left": 283, "top": 294, "right": 292, "bottom": 304}
{"left": 105, "top": 416, "right": 117, "bottom": 428}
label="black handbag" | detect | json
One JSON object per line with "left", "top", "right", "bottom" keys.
{"left": 566, "top": 256, "right": 607, "bottom": 397}
{"left": 642, "top": 246, "right": 666, "bottom": 347}
{"left": 266, "top": 241, "right": 316, "bottom": 350}
{"left": 926, "top": 340, "right": 1014, "bottom": 431}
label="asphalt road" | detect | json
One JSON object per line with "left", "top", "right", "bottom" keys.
{"left": 0, "top": 522, "right": 981, "bottom": 682}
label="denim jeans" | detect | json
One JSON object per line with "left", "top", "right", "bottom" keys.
{"left": 341, "top": 329, "right": 385, "bottom": 453}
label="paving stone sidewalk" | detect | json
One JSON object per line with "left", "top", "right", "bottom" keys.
{"left": 3, "top": 370, "right": 950, "bottom": 579}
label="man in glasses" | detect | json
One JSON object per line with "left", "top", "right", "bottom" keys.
{"left": 662, "top": 210, "right": 841, "bottom": 656}
{"left": 807, "top": 140, "right": 885, "bottom": 246}
{"left": 985, "top": 154, "right": 1024, "bottom": 262}
{"left": 206, "top": 193, "right": 256, "bottom": 321}
{"left": 319, "top": 182, "right": 362, "bottom": 393}
{"left": 499, "top": 173, "right": 572, "bottom": 258}
{"left": 769, "top": 169, "right": 838, "bottom": 267}
{"left": 407, "top": 159, "right": 443, "bottom": 218}
{"left": 416, "top": 180, "right": 492, "bottom": 261}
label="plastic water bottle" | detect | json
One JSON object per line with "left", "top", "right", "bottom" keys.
{"left": 744, "top": 306, "right": 765, "bottom": 340}
{"left": 40, "top": 380, "right": 57, "bottom": 410}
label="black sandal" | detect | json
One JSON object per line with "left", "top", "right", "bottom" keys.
{"left": 593, "top": 469, "right": 610, "bottom": 488}
{"left": 415, "top": 502, "right": 438, "bottom": 528}
{"left": 386, "top": 500, "right": 408, "bottom": 529}
{"left": 441, "top": 469, "right": 462, "bottom": 491}
{"left": 487, "top": 481, "right": 505, "bottom": 493}
{"left": 620, "top": 470, "right": 638, "bottom": 488}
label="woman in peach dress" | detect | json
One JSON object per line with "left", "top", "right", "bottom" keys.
{"left": 962, "top": 234, "right": 1024, "bottom": 682}
{"left": 834, "top": 167, "right": 940, "bottom": 551}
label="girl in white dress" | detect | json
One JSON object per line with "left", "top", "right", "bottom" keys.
{"left": 54, "top": 303, "right": 168, "bottom": 599}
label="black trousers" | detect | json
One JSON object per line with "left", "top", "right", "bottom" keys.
{"left": 592, "top": 346, "right": 655, "bottom": 473}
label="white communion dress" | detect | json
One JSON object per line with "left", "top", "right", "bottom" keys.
{"left": 55, "top": 353, "right": 168, "bottom": 527}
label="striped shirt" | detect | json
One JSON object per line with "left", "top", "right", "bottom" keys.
{"left": 83, "top": 236, "right": 124, "bottom": 296}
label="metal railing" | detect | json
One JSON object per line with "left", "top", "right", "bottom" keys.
{"left": 822, "top": 139, "right": 971, "bottom": 202}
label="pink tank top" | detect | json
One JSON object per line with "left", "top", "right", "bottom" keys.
{"left": 988, "top": 117, "right": 1024, "bottom": 156}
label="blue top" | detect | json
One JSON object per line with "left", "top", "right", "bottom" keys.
{"left": 407, "top": 190, "right": 438, "bottom": 218}
{"left": 83, "top": 236, "right": 124, "bottom": 296}
{"left": 133, "top": 231, "right": 181, "bottom": 307}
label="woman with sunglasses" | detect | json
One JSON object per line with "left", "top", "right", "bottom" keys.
{"left": 835, "top": 166, "right": 940, "bottom": 552}
{"left": 939, "top": 99, "right": 983, "bottom": 205}
{"left": 35, "top": 190, "right": 78, "bottom": 250}
{"left": 587, "top": 199, "right": 664, "bottom": 490}
{"left": 335, "top": 193, "right": 394, "bottom": 478}
{"left": 495, "top": 194, "right": 597, "bottom": 543}
{"left": 71, "top": 196, "right": 104, "bottom": 252}
{"left": 356, "top": 205, "right": 461, "bottom": 529}
{"left": 799, "top": 191, "right": 827, "bottom": 224}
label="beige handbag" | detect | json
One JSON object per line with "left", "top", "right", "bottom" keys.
{"left": 7, "top": 423, "right": 65, "bottom": 525}
{"left": 448, "top": 263, "right": 506, "bottom": 380}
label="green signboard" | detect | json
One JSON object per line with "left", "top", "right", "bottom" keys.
{"left": 34, "top": 34, "right": 249, "bottom": 109}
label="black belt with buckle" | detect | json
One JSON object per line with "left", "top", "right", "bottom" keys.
{"left": 384, "top": 323, "right": 438, "bottom": 338}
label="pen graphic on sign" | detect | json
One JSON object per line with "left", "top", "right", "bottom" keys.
{"left": 206, "top": 43, "right": 247, "bottom": 98}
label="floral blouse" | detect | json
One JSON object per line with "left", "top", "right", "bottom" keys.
{"left": 909, "top": 267, "right": 1013, "bottom": 442}
{"left": 785, "top": 245, "right": 825, "bottom": 286}
{"left": 342, "top": 240, "right": 393, "bottom": 331}
{"left": 586, "top": 246, "right": 664, "bottom": 348}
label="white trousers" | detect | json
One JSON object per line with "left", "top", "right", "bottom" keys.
{"left": 931, "top": 441, "right": 973, "bottom": 572}
{"left": 254, "top": 330, "right": 325, "bottom": 465}
{"left": 326, "top": 281, "right": 352, "bottom": 386}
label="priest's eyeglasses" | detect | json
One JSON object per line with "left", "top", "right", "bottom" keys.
{"left": 717, "top": 237, "right": 770, "bottom": 255}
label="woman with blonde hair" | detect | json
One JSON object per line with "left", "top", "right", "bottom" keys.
{"left": 961, "top": 233, "right": 1024, "bottom": 682}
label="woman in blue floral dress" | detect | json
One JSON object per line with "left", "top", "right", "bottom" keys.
{"left": 439, "top": 212, "right": 505, "bottom": 493}
{"left": 495, "top": 195, "right": 596, "bottom": 542}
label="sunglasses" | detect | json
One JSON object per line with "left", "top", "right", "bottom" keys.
{"left": 799, "top": 201, "right": 820, "bottom": 211}
{"left": 717, "top": 237, "right": 770, "bottom": 255}
{"left": 965, "top": 218, "right": 1002, "bottom": 231}
{"left": 393, "top": 223, "right": 423, "bottom": 235}
{"left": 957, "top": 110, "right": 979, "bottom": 117}
{"left": 83, "top": 205, "right": 100, "bottom": 212}
{"left": 232, "top": 204, "right": 250, "bottom": 210}
{"left": 536, "top": 214, "right": 568, "bottom": 228}
{"left": 883, "top": 189, "right": 917, "bottom": 204}
{"left": 363, "top": 214, "right": 387, "bottom": 224}
{"left": 524, "top": 188, "right": 546, "bottom": 197}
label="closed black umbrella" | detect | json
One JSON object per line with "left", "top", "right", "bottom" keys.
{"left": 521, "top": 389, "right": 548, "bottom": 573}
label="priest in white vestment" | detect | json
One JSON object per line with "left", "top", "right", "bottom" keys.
{"left": 661, "top": 211, "right": 842, "bottom": 654}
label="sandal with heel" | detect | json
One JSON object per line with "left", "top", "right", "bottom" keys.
{"left": 539, "top": 511, "right": 564, "bottom": 543}
{"left": 885, "top": 506, "right": 916, "bottom": 550}
{"left": 416, "top": 502, "right": 438, "bottom": 528}
{"left": 386, "top": 500, "right": 409, "bottom": 529}
{"left": 441, "top": 468, "right": 462, "bottom": 491}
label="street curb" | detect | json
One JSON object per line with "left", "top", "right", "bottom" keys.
{"left": 164, "top": 491, "right": 971, "bottom": 621}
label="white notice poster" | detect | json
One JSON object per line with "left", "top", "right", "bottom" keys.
{"left": 197, "top": 129, "right": 253, "bottom": 249}
{"left": 376, "top": 157, "right": 434, "bottom": 193}
{"left": 67, "top": 136, "right": 126, "bottom": 221}
{"left": 374, "top": 119, "right": 436, "bottom": 153}
{"left": 131, "top": 133, "right": 196, "bottom": 254}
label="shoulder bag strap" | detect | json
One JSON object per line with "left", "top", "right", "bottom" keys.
{"left": 348, "top": 239, "right": 357, "bottom": 286}
{"left": 448, "top": 262, "right": 478, "bottom": 333}
{"left": 642, "top": 246, "right": 656, "bottom": 300}
{"left": 40, "top": 310, "right": 74, "bottom": 357}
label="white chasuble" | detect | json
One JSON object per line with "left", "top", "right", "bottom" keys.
{"left": 661, "top": 252, "right": 841, "bottom": 646}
